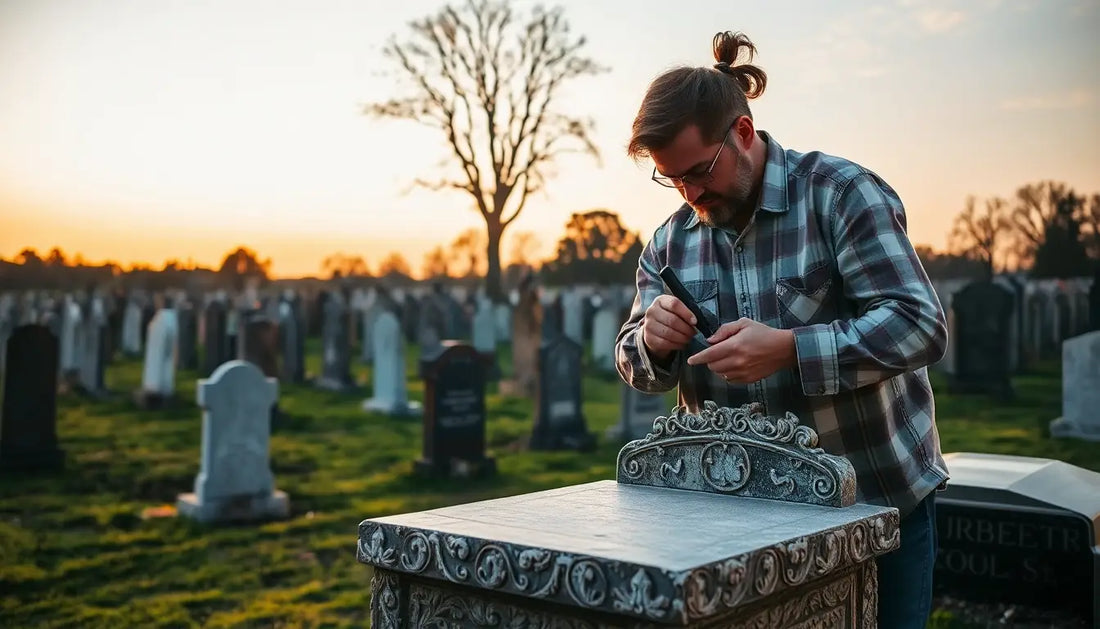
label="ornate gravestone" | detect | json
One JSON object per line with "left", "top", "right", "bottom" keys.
{"left": 359, "top": 402, "right": 898, "bottom": 627}
{"left": 177, "top": 360, "right": 289, "bottom": 523}
{"left": 1049, "top": 331, "right": 1100, "bottom": 441}
{"left": 530, "top": 336, "right": 595, "bottom": 451}
{"left": 949, "top": 280, "right": 1015, "bottom": 399}
{"left": 1, "top": 325, "right": 64, "bottom": 471}
{"left": 415, "top": 342, "right": 494, "bottom": 478}
{"left": 934, "top": 452, "right": 1100, "bottom": 625}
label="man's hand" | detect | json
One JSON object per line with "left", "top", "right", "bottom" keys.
{"left": 642, "top": 295, "right": 697, "bottom": 360}
{"left": 686, "top": 318, "right": 796, "bottom": 383}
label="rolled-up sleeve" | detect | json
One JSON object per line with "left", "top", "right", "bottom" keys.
{"left": 793, "top": 173, "right": 948, "bottom": 396}
{"left": 615, "top": 228, "right": 680, "bottom": 393}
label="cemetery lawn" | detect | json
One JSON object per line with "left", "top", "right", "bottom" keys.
{"left": 0, "top": 347, "right": 1094, "bottom": 628}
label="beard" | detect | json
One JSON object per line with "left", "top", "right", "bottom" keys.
{"left": 691, "top": 150, "right": 756, "bottom": 229}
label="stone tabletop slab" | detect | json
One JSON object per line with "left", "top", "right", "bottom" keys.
{"left": 358, "top": 480, "right": 899, "bottom": 625}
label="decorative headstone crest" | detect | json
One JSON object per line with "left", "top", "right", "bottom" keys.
{"left": 617, "top": 401, "right": 857, "bottom": 508}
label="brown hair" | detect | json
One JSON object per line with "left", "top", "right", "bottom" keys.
{"left": 627, "top": 31, "right": 768, "bottom": 161}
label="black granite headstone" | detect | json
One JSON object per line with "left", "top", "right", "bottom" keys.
{"left": 530, "top": 336, "right": 595, "bottom": 451}
{"left": 1, "top": 325, "right": 64, "bottom": 471}
{"left": 416, "top": 342, "right": 494, "bottom": 478}
{"left": 935, "top": 452, "right": 1099, "bottom": 624}
{"left": 950, "top": 280, "right": 1015, "bottom": 399}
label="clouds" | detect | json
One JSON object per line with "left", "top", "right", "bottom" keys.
{"left": 1000, "top": 89, "right": 1095, "bottom": 111}
{"left": 916, "top": 9, "right": 967, "bottom": 33}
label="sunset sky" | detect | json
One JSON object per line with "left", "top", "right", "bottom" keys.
{"left": 1, "top": 0, "right": 1097, "bottom": 278}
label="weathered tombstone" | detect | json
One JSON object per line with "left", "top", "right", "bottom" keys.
{"left": 471, "top": 298, "right": 499, "bottom": 381}
{"left": 560, "top": 289, "right": 585, "bottom": 345}
{"left": 590, "top": 301, "right": 621, "bottom": 372}
{"left": 0, "top": 325, "right": 64, "bottom": 471}
{"left": 134, "top": 308, "right": 178, "bottom": 409}
{"left": 278, "top": 297, "right": 305, "bottom": 384}
{"left": 58, "top": 297, "right": 84, "bottom": 383}
{"left": 530, "top": 336, "right": 595, "bottom": 451}
{"left": 501, "top": 278, "right": 540, "bottom": 396}
{"left": 121, "top": 300, "right": 143, "bottom": 356}
{"left": 949, "top": 280, "right": 1015, "bottom": 399}
{"left": 1049, "top": 331, "right": 1100, "bottom": 441}
{"left": 202, "top": 300, "right": 232, "bottom": 377}
{"left": 316, "top": 294, "right": 354, "bottom": 392}
{"left": 934, "top": 452, "right": 1100, "bottom": 625}
{"left": 362, "top": 310, "right": 420, "bottom": 417}
{"left": 176, "top": 360, "right": 289, "bottom": 523}
{"left": 415, "top": 342, "right": 494, "bottom": 478}
{"left": 176, "top": 302, "right": 199, "bottom": 372}
{"left": 239, "top": 316, "right": 280, "bottom": 379}
{"left": 77, "top": 296, "right": 108, "bottom": 398}
{"left": 358, "top": 402, "right": 898, "bottom": 627}
{"left": 606, "top": 383, "right": 667, "bottom": 444}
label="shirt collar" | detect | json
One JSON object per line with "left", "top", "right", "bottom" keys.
{"left": 682, "top": 129, "right": 790, "bottom": 230}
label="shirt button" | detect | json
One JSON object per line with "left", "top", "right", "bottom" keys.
{"left": 736, "top": 245, "right": 744, "bottom": 253}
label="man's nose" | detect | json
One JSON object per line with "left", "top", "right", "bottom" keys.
{"left": 681, "top": 181, "right": 704, "bottom": 203}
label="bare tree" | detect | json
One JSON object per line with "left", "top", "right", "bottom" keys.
{"left": 1080, "top": 193, "right": 1100, "bottom": 261}
{"left": 1007, "top": 180, "right": 1077, "bottom": 268}
{"left": 948, "top": 196, "right": 1011, "bottom": 277}
{"left": 377, "top": 252, "right": 413, "bottom": 278}
{"left": 366, "top": 0, "right": 606, "bottom": 301}
{"left": 449, "top": 227, "right": 486, "bottom": 277}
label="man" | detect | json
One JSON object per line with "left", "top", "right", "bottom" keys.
{"left": 614, "top": 31, "right": 949, "bottom": 628}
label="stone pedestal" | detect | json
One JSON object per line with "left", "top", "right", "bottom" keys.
{"left": 359, "top": 402, "right": 897, "bottom": 626}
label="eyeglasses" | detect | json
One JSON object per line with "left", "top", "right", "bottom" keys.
{"left": 651, "top": 126, "right": 733, "bottom": 189}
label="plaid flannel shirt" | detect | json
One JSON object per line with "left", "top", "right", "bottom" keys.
{"left": 615, "top": 131, "right": 950, "bottom": 516}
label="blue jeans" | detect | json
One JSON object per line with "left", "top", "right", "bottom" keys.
{"left": 876, "top": 491, "right": 938, "bottom": 628}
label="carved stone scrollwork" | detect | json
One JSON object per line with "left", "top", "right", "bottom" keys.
{"left": 860, "top": 561, "right": 879, "bottom": 629}
{"left": 616, "top": 402, "right": 857, "bottom": 507}
{"left": 409, "top": 584, "right": 614, "bottom": 629}
{"left": 370, "top": 570, "right": 401, "bottom": 629}
{"left": 726, "top": 569, "right": 858, "bottom": 629}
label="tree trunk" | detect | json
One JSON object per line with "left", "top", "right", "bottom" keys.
{"left": 485, "top": 221, "right": 504, "bottom": 303}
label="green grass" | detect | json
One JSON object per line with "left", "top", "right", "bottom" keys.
{"left": 0, "top": 341, "right": 1092, "bottom": 628}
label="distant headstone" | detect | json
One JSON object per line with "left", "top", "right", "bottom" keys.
{"left": 415, "top": 342, "right": 494, "bottom": 478}
{"left": 176, "top": 303, "right": 199, "bottom": 372}
{"left": 949, "top": 280, "right": 1015, "bottom": 399}
{"left": 278, "top": 298, "right": 305, "bottom": 384}
{"left": 177, "top": 361, "right": 289, "bottom": 523}
{"left": 503, "top": 281, "right": 541, "bottom": 396}
{"left": 122, "top": 301, "right": 143, "bottom": 356}
{"left": 541, "top": 293, "right": 563, "bottom": 342}
{"left": 135, "top": 309, "right": 178, "bottom": 408}
{"left": 416, "top": 292, "right": 448, "bottom": 366}
{"left": 560, "top": 290, "right": 585, "bottom": 344}
{"left": 58, "top": 298, "right": 84, "bottom": 382}
{"left": 590, "top": 300, "right": 622, "bottom": 372}
{"left": 202, "top": 301, "right": 232, "bottom": 377}
{"left": 316, "top": 295, "right": 354, "bottom": 391}
{"left": 493, "top": 302, "right": 511, "bottom": 347}
{"left": 1, "top": 325, "right": 64, "bottom": 471}
{"left": 77, "top": 296, "right": 108, "bottom": 397}
{"left": 239, "top": 316, "right": 280, "bottom": 379}
{"left": 471, "top": 299, "right": 499, "bottom": 381}
{"left": 530, "top": 336, "right": 594, "bottom": 451}
{"left": 606, "top": 383, "right": 666, "bottom": 444}
{"left": 1049, "top": 331, "right": 1100, "bottom": 441}
{"left": 362, "top": 310, "right": 420, "bottom": 417}
{"left": 934, "top": 452, "right": 1100, "bottom": 625}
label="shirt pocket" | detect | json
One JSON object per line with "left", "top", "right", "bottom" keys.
{"left": 683, "top": 279, "right": 721, "bottom": 335}
{"left": 776, "top": 262, "right": 836, "bottom": 327}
